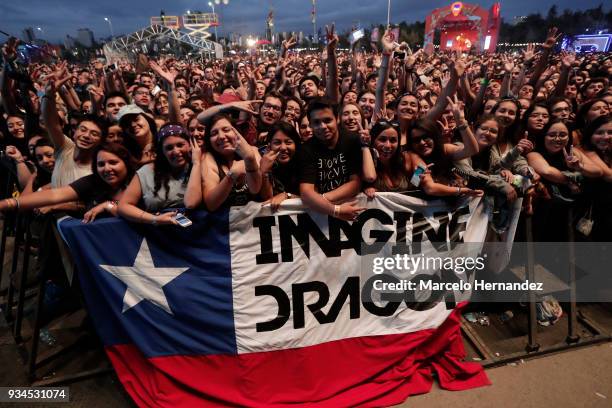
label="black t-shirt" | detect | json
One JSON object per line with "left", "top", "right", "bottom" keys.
{"left": 271, "top": 163, "right": 300, "bottom": 196}
{"left": 69, "top": 174, "right": 113, "bottom": 208}
{"left": 299, "top": 131, "right": 362, "bottom": 193}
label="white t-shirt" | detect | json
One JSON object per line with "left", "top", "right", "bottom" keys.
{"left": 51, "top": 135, "right": 92, "bottom": 188}
{"left": 136, "top": 163, "right": 187, "bottom": 212}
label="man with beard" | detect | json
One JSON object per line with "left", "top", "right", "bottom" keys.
{"left": 298, "top": 98, "right": 365, "bottom": 222}
{"left": 256, "top": 91, "right": 285, "bottom": 146}
{"left": 299, "top": 74, "right": 320, "bottom": 104}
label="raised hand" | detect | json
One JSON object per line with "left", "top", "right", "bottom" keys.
{"left": 563, "top": 145, "right": 581, "bottom": 170}
{"left": 501, "top": 54, "right": 514, "bottom": 73}
{"left": 543, "top": 27, "right": 561, "bottom": 49}
{"left": 228, "top": 99, "right": 262, "bottom": 115}
{"left": 446, "top": 95, "right": 465, "bottom": 123}
{"left": 522, "top": 43, "right": 536, "bottom": 63}
{"left": 149, "top": 60, "right": 177, "bottom": 86}
{"left": 561, "top": 51, "right": 576, "bottom": 68}
{"left": 516, "top": 138, "right": 534, "bottom": 154}
{"left": 406, "top": 49, "right": 422, "bottom": 69}
{"left": 441, "top": 70, "right": 451, "bottom": 87}
{"left": 5, "top": 146, "right": 24, "bottom": 162}
{"left": 381, "top": 29, "right": 396, "bottom": 54}
{"left": 1, "top": 37, "right": 18, "bottom": 60}
{"left": 189, "top": 137, "right": 202, "bottom": 165}
{"left": 325, "top": 24, "right": 338, "bottom": 51}
{"left": 259, "top": 148, "right": 280, "bottom": 174}
{"left": 356, "top": 119, "right": 371, "bottom": 146}
{"left": 451, "top": 56, "right": 467, "bottom": 77}
{"left": 282, "top": 36, "right": 297, "bottom": 51}
{"left": 231, "top": 126, "right": 256, "bottom": 161}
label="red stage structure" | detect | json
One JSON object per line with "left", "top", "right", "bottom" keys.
{"left": 424, "top": 2, "right": 501, "bottom": 53}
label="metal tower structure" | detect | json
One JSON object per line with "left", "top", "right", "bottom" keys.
{"left": 102, "top": 25, "right": 223, "bottom": 62}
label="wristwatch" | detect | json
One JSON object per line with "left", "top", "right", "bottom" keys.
{"left": 286, "top": 192, "right": 293, "bottom": 199}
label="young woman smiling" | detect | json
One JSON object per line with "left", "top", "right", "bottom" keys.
{"left": 118, "top": 124, "right": 203, "bottom": 225}
{"left": 0, "top": 143, "right": 135, "bottom": 223}
{"left": 260, "top": 121, "right": 301, "bottom": 211}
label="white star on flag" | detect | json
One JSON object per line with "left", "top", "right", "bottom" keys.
{"left": 100, "top": 238, "right": 189, "bottom": 315}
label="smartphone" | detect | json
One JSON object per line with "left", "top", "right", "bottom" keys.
{"left": 395, "top": 52, "right": 406, "bottom": 60}
{"left": 174, "top": 213, "right": 193, "bottom": 228}
{"left": 410, "top": 164, "right": 426, "bottom": 187}
{"left": 151, "top": 85, "right": 162, "bottom": 96}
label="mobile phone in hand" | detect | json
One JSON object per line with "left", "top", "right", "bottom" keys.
{"left": 173, "top": 213, "right": 193, "bottom": 228}
{"left": 410, "top": 164, "right": 426, "bottom": 187}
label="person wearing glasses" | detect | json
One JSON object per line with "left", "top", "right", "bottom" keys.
{"left": 131, "top": 84, "right": 152, "bottom": 112}
{"left": 527, "top": 119, "right": 602, "bottom": 208}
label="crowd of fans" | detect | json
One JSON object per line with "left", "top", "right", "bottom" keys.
{"left": 0, "top": 26, "right": 611, "bottom": 325}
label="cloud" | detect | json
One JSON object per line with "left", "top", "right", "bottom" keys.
{"left": 1, "top": 0, "right": 608, "bottom": 44}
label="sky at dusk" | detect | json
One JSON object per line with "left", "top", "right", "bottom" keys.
{"left": 1, "top": 0, "right": 609, "bottom": 43}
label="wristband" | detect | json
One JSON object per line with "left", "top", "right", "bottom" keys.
{"left": 457, "top": 186, "right": 462, "bottom": 196}
{"left": 456, "top": 123, "right": 468, "bottom": 131}
{"left": 151, "top": 215, "right": 158, "bottom": 226}
{"left": 333, "top": 205, "right": 340, "bottom": 218}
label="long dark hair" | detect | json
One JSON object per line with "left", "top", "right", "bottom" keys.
{"left": 204, "top": 113, "right": 240, "bottom": 166}
{"left": 153, "top": 123, "right": 191, "bottom": 201}
{"left": 337, "top": 102, "right": 366, "bottom": 132}
{"left": 32, "top": 138, "right": 54, "bottom": 187}
{"left": 521, "top": 102, "right": 550, "bottom": 141}
{"left": 370, "top": 120, "right": 404, "bottom": 181}
{"left": 471, "top": 115, "right": 501, "bottom": 172}
{"left": 581, "top": 115, "right": 611, "bottom": 159}
{"left": 267, "top": 121, "right": 301, "bottom": 192}
{"left": 534, "top": 119, "right": 572, "bottom": 171}
{"left": 491, "top": 98, "right": 521, "bottom": 143}
{"left": 407, "top": 118, "right": 448, "bottom": 179}
{"left": 91, "top": 143, "right": 136, "bottom": 189}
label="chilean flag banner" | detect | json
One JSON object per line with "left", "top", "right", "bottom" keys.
{"left": 58, "top": 193, "right": 490, "bottom": 407}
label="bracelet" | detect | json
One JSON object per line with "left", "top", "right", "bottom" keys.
{"left": 14, "top": 198, "right": 20, "bottom": 210}
{"left": 457, "top": 186, "right": 462, "bottom": 196}
{"left": 333, "top": 205, "right": 340, "bottom": 218}
{"left": 456, "top": 123, "right": 468, "bottom": 131}
{"left": 151, "top": 215, "right": 158, "bottom": 226}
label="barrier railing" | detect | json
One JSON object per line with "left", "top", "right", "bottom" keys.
{"left": 0, "top": 164, "right": 610, "bottom": 384}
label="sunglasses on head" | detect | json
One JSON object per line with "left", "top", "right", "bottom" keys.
{"left": 411, "top": 134, "right": 433, "bottom": 144}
